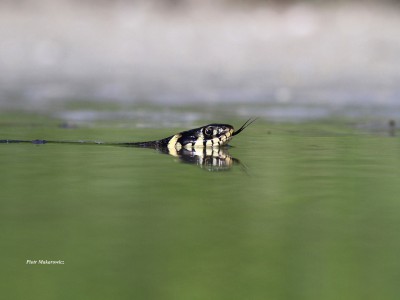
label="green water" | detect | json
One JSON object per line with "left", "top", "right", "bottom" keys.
{"left": 1, "top": 115, "right": 400, "bottom": 300}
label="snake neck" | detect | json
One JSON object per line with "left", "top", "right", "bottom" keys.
{"left": 122, "top": 135, "right": 174, "bottom": 148}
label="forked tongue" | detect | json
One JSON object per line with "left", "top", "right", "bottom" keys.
{"left": 232, "top": 118, "right": 258, "bottom": 136}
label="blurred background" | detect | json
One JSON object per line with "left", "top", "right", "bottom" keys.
{"left": 3, "top": 2, "right": 400, "bottom": 299}
{"left": 1, "top": 0, "right": 400, "bottom": 123}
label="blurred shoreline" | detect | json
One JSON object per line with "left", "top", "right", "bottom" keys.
{"left": 1, "top": 0, "right": 400, "bottom": 121}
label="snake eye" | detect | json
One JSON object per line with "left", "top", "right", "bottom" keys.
{"left": 204, "top": 126, "right": 213, "bottom": 137}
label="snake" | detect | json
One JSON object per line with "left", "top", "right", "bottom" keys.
{"left": 126, "top": 118, "right": 256, "bottom": 152}
{"left": 0, "top": 118, "right": 256, "bottom": 171}
{"left": 0, "top": 118, "right": 256, "bottom": 149}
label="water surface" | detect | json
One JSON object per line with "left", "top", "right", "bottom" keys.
{"left": 1, "top": 116, "right": 400, "bottom": 300}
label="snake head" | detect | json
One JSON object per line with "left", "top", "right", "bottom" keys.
{"left": 202, "top": 118, "right": 258, "bottom": 143}
{"left": 174, "top": 124, "right": 234, "bottom": 148}
{"left": 170, "top": 119, "right": 256, "bottom": 150}
{"left": 201, "top": 124, "right": 235, "bottom": 146}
